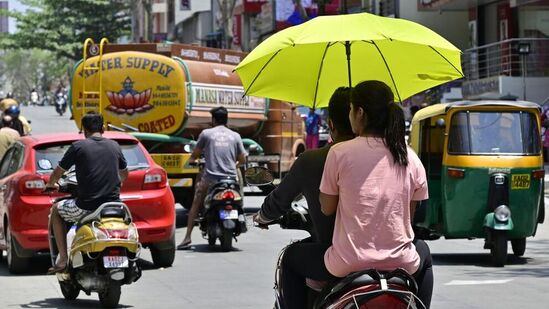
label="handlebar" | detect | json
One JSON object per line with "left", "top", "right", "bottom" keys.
{"left": 188, "top": 159, "right": 206, "bottom": 167}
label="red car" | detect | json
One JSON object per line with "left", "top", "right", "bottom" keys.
{"left": 0, "top": 132, "right": 176, "bottom": 273}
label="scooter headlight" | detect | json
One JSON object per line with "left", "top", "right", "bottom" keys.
{"left": 494, "top": 205, "right": 511, "bottom": 222}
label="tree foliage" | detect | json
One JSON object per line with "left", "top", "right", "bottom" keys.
{"left": 1, "top": 0, "right": 131, "bottom": 61}
{"left": 0, "top": 49, "right": 70, "bottom": 102}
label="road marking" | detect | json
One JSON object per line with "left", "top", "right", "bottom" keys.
{"left": 445, "top": 279, "right": 513, "bottom": 286}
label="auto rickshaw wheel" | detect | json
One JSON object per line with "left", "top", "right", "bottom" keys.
{"left": 511, "top": 238, "right": 526, "bottom": 257}
{"left": 490, "top": 230, "right": 508, "bottom": 267}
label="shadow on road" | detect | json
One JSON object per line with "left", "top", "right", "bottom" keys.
{"left": 432, "top": 252, "right": 530, "bottom": 267}
{"left": 0, "top": 255, "right": 52, "bottom": 277}
{"left": 0, "top": 255, "right": 162, "bottom": 276}
{"left": 179, "top": 243, "right": 243, "bottom": 253}
{"left": 19, "top": 298, "right": 132, "bottom": 308}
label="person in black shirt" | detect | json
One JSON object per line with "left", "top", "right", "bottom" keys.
{"left": 45, "top": 112, "right": 128, "bottom": 274}
{"left": 253, "top": 87, "right": 355, "bottom": 244}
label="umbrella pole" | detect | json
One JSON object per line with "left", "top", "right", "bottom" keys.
{"left": 345, "top": 41, "right": 352, "bottom": 88}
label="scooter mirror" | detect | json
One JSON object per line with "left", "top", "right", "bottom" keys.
{"left": 244, "top": 166, "right": 274, "bottom": 186}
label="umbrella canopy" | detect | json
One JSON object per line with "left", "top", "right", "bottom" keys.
{"left": 235, "top": 12, "right": 464, "bottom": 108}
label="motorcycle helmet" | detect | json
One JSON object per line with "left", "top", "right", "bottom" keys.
{"left": 5, "top": 105, "right": 20, "bottom": 118}
{"left": 0, "top": 98, "right": 18, "bottom": 112}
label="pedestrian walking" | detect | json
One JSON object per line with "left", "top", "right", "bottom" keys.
{"left": 30, "top": 88, "right": 39, "bottom": 106}
{"left": 305, "top": 108, "right": 320, "bottom": 149}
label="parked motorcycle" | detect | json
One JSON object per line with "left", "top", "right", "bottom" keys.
{"left": 244, "top": 166, "right": 425, "bottom": 309}
{"left": 192, "top": 160, "right": 247, "bottom": 251}
{"left": 55, "top": 92, "right": 68, "bottom": 116}
{"left": 48, "top": 169, "right": 141, "bottom": 308}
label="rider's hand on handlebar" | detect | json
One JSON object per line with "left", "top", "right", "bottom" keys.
{"left": 43, "top": 183, "right": 59, "bottom": 193}
{"left": 253, "top": 211, "right": 272, "bottom": 230}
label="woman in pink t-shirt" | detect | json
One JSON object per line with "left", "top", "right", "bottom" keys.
{"left": 279, "top": 81, "right": 433, "bottom": 309}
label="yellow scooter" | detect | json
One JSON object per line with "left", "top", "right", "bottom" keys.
{"left": 49, "top": 170, "right": 141, "bottom": 308}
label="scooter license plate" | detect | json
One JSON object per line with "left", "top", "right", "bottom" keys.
{"left": 219, "top": 209, "right": 239, "bottom": 220}
{"left": 103, "top": 256, "right": 129, "bottom": 268}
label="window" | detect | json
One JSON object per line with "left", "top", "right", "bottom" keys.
{"left": 6, "top": 144, "right": 24, "bottom": 175}
{"left": 119, "top": 143, "right": 149, "bottom": 170}
{"left": 0, "top": 148, "right": 15, "bottom": 178}
{"left": 34, "top": 141, "right": 149, "bottom": 173}
{"left": 448, "top": 111, "right": 540, "bottom": 155}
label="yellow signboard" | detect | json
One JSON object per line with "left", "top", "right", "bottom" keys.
{"left": 71, "top": 51, "right": 186, "bottom": 135}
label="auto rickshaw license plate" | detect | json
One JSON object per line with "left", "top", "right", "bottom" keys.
{"left": 511, "top": 174, "right": 530, "bottom": 189}
{"left": 103, "top": 256, "right": 129, "bottom": 268}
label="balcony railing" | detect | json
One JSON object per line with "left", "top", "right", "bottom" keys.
{"left": 462, "top": 38, "right": 549, "bottom": 80}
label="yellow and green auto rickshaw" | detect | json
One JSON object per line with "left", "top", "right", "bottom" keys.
{"left": 410, "top": 100, "right": 545, "bottom": 266}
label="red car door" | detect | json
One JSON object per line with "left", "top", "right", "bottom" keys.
{"left": 0, "top": 144, "right": 24, "bottom": 248}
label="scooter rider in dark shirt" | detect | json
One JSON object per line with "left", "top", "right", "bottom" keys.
{"left": 253, "top": 87, "right": 355, "bottom": 244}
{"left": 45, "top": 112, "right": 129, "bottom": 274}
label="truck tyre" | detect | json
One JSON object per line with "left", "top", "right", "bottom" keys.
{"left": 59, "top": 281, "right": 80, "bottom": 300}
{"left": 6, "top": 227, "right": 29, "bottom": 274}
{"left": 98, "top": 284, "right": 121, "bottom": 308}
{"left": 490, "top": 230, "right": 508, "bottom": 267}
{"left": 150, "top": 236, "right": 176, "bottom": 268}
{"left": 511, "top": 238, "right": 526, "bottom": 257}
{"left": 220, "top": 229, "right": 233, "bottom": 252}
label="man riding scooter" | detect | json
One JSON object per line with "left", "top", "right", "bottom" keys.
{"left": 177, "top": 106, "right": 247, "bottom": 249}
{"left": 45, "top": 111, "right": 129, "bottom": 273}
{"left": 253, "top": 87, "right": 355, "bottom": 244}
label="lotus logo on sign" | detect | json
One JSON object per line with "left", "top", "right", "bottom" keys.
{"left": 106, "top": 77, "right": 153, "bottom": 115}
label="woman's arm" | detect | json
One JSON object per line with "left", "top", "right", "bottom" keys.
{"left": 320, "top": 192, "right": 338, "bottom": 216}
{"left": 410, "top": 200, "right": 417, "bottom": 222}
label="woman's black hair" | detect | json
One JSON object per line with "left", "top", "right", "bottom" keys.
{"left": 81, "top": 111, "right": 104, "bottom": 133}
{"left": 351, "top": 80, "right": 408, "bottom": 166}
{"left": 328, "top": 87, "right": 354, "bottom": 136}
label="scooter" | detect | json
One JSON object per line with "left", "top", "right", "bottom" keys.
{"left": 55, "top": 92, "right": 67, "bottom": 116}
{"left": 48, "top": 169, "right": 141, "bottom": 308}
{"left": 192, "top": 160, "right": 247, "bottom": 251}
{"left": 244, "top": 166, "right": 425, "bottom": 309}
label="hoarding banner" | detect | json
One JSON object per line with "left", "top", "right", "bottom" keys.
{"left": 189, "top": 82, "right": 267, "bottom": 114}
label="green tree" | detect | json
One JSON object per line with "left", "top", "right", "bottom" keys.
{"left": 1, "top": 0, "right": 131, "bottom": 62}
{"left": 0, "top": 49, "right": 70, "bottom": 103}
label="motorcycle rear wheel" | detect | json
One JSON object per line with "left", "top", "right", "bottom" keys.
{"left": 59, "top": 281, "right": 80, "bottom": 300}
{"left": 98, "top": 284, "right": 121, "bottom": 308}
{"left": 220, "top": 229, "right": 233, "bottom": 252}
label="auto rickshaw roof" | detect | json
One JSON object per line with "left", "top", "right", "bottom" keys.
{"left": 411, "top": 100, "right": 541, "bottom": 125}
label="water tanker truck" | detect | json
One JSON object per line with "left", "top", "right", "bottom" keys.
{"left": 70, "top": 38, "right": 305, "bottom": 208}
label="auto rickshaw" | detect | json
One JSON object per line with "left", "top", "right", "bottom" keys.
{"left": 410, "top": 100, "right": 545, "bottom": 266}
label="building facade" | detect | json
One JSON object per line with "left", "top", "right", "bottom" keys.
{"left": 419, "top": 0, "right": 549, "bottom": 104}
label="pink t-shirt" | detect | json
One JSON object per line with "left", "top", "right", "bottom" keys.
{"left": 319, "top": 137, "right": 428, "bottom": 277}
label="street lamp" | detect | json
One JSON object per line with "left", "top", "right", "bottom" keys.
{"left": 518, "top": 42, "right": 531, "bottom": 101}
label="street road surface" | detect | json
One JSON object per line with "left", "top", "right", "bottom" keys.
{"left": 0, "top": 106, "right": 548, "bottom": 308}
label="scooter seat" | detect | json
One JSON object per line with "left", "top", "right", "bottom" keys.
{"left": 314, "top": 268, "right": 418, "bottom": 308}
{"left": 79, "top": 202, "right": 132, "bottom": 226}
{"left": 101, "top": 207, "right": 126, "bottom": 218}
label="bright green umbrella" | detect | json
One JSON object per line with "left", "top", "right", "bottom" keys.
{"left": 235, "top": 12, "right": 464, "bottom": 108}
